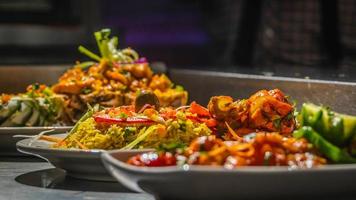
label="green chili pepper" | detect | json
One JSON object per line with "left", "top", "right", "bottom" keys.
{"left": 294, "top": 126, "right": 356, "bottom": 163}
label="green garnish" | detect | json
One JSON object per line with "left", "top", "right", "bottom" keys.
{"left": 119, "top": 112, "right": 128, "bottom": 119}
{"left": 157, "top": 142, "right": 186, "bottom": 152}
{"left": 175, "top": 85, "right": 185, "bottom": 92}
{"left": 78, "top": 46, "right": 101, "bottom": 62}
{"left": 273, "top": 118, "right": 281, "bottom": 130}
{"left": 77, "top": 61, "right": 96, "bottom": 69}
{"left": 78, "top": 29, "right": 141, "bottom": 66}
{"left": 81, "top": 88, "right": 92, "bottom": 94}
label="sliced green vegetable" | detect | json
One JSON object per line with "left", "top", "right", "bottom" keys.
{"left": 94, "top": 28, "right": 111, "bottom": 58}
{"left": 78, "top": 28, "right": 141, "bottom": 65}
{"left": 0, "top": 99, "right": 20, "bottom": 124}
{"left": 78, "top": 46, "right": 101, "bottom": 62}
{"left": 77, "top": 61, "right": 95, "bottom": 69}
{"left": 1, "top": 101, "right": 33, "bottom": 127}
{"left": 121, "top": 126, "right": 157, "bottom": 150}
{"left": 38, "top": 115, "right": 45, "bottom": 126}
{"left": 294, "top": 126, "right": 356, "bottom": 163}
{"left": 299, "top": 103, "right": 356, "bottom": 146}
{"left": 25, "top": 104, "right": 40, "bottom": 126}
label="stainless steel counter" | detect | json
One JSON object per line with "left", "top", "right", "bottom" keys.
{"left": 0, "top": 159, "right": 154, "bottom": 200}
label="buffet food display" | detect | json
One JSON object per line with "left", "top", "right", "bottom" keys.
{"left": 2, "top": 28, "right": 356, "bottom": 199}
{"left": 33, "top": 87, "right": 356, "bottom": 167}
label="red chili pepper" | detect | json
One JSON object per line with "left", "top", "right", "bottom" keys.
{"left": 189, "top": 101, "right": 211, "bottom": 117}
{"left": 205, "top": 118, "right": 218, "bottom": 128}
{"left": 94, "top": 115, "right": 156, "bottom": 126}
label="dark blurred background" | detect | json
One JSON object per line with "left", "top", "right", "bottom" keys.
{"left": 0, "top": 0, "right": 356, "bottom": 81}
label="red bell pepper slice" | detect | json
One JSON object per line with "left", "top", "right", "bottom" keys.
{"left": 189, "top": 101, "right": 211, "bottom": 117}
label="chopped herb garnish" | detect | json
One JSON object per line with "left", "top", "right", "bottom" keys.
{"left": 119, "top": 112, "right": 128, "bottom": 119}
{"left": 285, "top": 112, "right": 294, "bottom": 120}
{"left": 273, "top": 118, "right": 281, "bottom": 129}
{"left": 123, "top": 127, "right": 137, "bottom": 137}
{"left": 81, "top": 88, "right": 92, "bottom": 94}
{"left": 158, "top": 142, "right": 186, "bottom": 152}
{"left": 179, "top": 122, "right": 187, "bottom": 132}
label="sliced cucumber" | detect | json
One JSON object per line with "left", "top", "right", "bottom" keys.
{"left": 26, "top": 107, "right": 40, "bottom": 126}
{"left": 299, "top": 103, "right": 356, "bottom": 146}
{"left": 0, "top": 99, "right": 20, "bottom": 124}
{"left": 294, "top": 126, "right": 356, "bottom": 163}
{"left": 1, "top": 101, "right": 33, "bottom": 127}
{"left": 38, "top": 114, "right": 45, "bottom": 126}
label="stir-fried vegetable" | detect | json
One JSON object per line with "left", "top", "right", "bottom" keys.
{"left": 208, "top": 89, "right": 295, "bottom": 138}
{"left": 296, "top": 103, "right": 356, "bottom": 163}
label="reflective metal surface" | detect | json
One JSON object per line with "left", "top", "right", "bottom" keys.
{"left": 170, "top": 69, "right": 356, "bottom": 115}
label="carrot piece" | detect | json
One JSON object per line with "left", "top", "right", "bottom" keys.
{"left": 190, "top": 101, "right": 210, "bottom": 117}
{"left": 225, "top": 122, "right": 243, "bottom": 141}
{"left": 73, "top": 138, "right": 88, "bottom": 150}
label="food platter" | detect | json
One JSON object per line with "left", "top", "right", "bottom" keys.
{"left": 16, "top": 133, "right": 151, "bottom": 181}
{"left": 102, "top": 150, "right": 356, "bottom": 200}
{"left": 0, "top": 126, "right": 72, "bottom": 155}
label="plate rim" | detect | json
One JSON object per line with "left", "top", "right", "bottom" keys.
{"left": 16, "top": 134, "right": 154, "bottom": 155}
{"left": 102, "top": 150, "right": 356, "bottom": 174}
{"left": 16, "top": 133, "right": 105, "bottom": 155}
{"left": 0, "top": 126, "right": 73, "bottom": 131}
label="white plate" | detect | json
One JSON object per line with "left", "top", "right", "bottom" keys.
{"left": 102, "top": 150, "right": 356, "bottom": 200}
{"left": 0, "top": 126, "right": 72, "bottom": 155}
{"left": 16, "top": 134, "right": 151, "bottom": 181}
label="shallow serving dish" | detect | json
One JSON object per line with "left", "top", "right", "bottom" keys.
{"left": 102, "top": 150, "right": 356, "bottom": 200}
{"left": 0, "top": 126, "right": 72, "bottom": 156}
{"left": 16, "top": 133, "right": 150, "bottom": 181}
